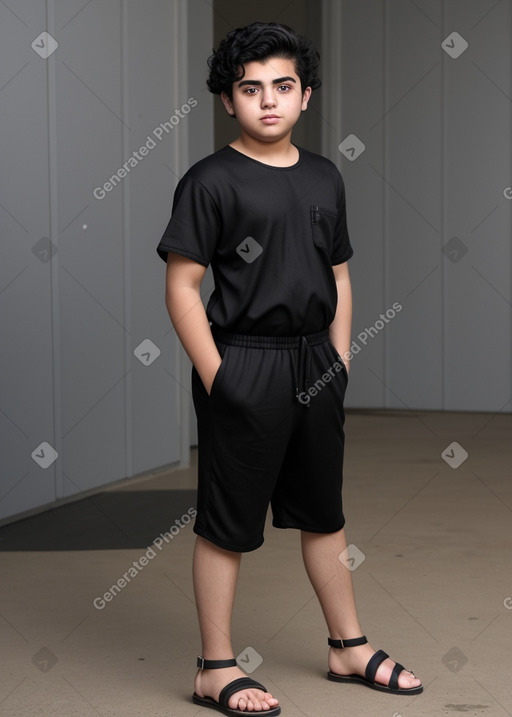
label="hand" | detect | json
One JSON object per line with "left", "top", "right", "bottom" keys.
{"left": 202, "top": 357, "right": 223, "bottom": 396}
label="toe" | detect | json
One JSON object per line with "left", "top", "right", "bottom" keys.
{"left": 398, "top": 669, "right": 422, "bottom": 689}
{"left": 228, "top": 690, "right": 266, "bottom": 712}
{"left": 227, "top": 686, "right": 279, "bottom": 712}
{"left": 236, "top": 697, "right": 247, "bottom": 711}
{"left": 375, "top": 657, "right": 422, "bottom": 690}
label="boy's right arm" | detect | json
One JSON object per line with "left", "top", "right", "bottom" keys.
{"left": 165, "top": 252, "right": 222, "bottom": 395}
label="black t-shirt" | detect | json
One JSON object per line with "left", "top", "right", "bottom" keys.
{"left": 156, "top": 144, "right": 353, "bottom": 336}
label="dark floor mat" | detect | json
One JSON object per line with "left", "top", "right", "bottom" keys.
{"left": 0, "top": 489, "right": 197, "bottom": 551}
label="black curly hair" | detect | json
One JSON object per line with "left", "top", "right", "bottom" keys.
{"left": 207, "top": 21, "right": 321, "bottom": 99}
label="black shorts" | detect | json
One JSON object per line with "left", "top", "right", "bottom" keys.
{"left": 191, "top": 326, "right": 349, "bottom": 552}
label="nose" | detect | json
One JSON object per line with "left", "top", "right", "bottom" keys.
{"left": 261, "top": 86, "right": 277, "bottom": 108}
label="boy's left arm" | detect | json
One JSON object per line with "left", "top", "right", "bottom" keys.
{"left": 329, "top": 262, "right": 352, "bottom": 373}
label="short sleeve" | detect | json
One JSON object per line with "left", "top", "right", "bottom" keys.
{"left": 156, "top": 174, "right": 220, "bottom": 265}
{"left": 331, "top": 172, "right": 354, "bottom": 265}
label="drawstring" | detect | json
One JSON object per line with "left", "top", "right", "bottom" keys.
{"left": 291, "top": 336, "right": 312, "bottom": 408}
{"left": 210, "top": 325, "right": 328, "bottom": 409}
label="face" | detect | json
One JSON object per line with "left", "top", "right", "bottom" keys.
{"left": 221, "top": 57, "right": 311, "bottom": 143}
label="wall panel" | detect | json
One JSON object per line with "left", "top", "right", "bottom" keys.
{"left": 324, "top": 0, "right": 511, "bottom": 412}
{"left": 0, "top": 0, "right": 213, "bottom": 523}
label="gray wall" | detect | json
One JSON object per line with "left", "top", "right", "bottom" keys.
{"left": 322, "top": 0, "right": 512, "bottom": 411}
{"left": 1, "top": 0, "right": 510, "bottom": 524}
{"left": 0, "top": 0, "right": 213, "bottom": 523}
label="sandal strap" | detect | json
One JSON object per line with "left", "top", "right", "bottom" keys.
{"left": 365, "top": 649, "right": 388, "bottom": 683}
{"left": 389, "top": 661, "right": 405, "bottom": 691}
{"left": 219, "top": 677, "right": 268, "bottom": 707}
{"left": 196, "top": 656, "right": 237, "bottom": 669}
{"left": 328, "top": 635, "right": 368, "bottom": 649}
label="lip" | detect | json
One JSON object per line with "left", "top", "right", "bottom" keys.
{"left": 260, "top": 115, "right": 281, "bottom": 124}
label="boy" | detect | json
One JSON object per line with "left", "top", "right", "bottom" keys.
{"left": 157, "top": 22, "right": 422, "bottom": 715}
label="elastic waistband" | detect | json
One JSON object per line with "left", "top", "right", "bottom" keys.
{"left": 211, "top": 325, "right": 330, "bottom": 349}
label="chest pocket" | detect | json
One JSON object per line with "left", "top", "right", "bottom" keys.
{"left": 310, "top": 205, "right": 337, "bottom": 257}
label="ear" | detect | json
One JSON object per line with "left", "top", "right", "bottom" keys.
{"left": 301, "top": 86, "right": 312, "bottom": 111}
{"left": 220, "top": 91, "right": 236, "bottom": 118}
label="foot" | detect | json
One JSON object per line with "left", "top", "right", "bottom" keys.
{"left": 328, "top": 641, "right": 422, "bottom": 691}
{"left": 195, "top": 665, "right": 280, "bottom": 712}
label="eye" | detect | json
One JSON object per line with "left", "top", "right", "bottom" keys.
{"left": 244, "top": 87, "right": 259, "bottom": 95}
{"left": 278, "top": 84, "right": 292, "bottom": 92}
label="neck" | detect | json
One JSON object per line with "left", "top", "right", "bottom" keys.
{"left": 230, "top": 132, "right": 297, "bottom": 166}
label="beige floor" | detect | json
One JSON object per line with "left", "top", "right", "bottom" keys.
{"left": 1, "top": 410, "right": 511, "bottom": 717}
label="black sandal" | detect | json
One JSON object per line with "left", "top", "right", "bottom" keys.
{"left": 327, "top": 636, "right": 423, "bottom": 695}
{"left": 192, "top": 657, "right": 281, "bottom": 715}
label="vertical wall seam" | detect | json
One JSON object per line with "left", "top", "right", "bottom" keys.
{"left": 320, "top": 0, "right": 330, "bottom": 161}
{"left": 320, "top": 0, "right": 343, "bottom": 167}
{"left": 47, "top": 0, "right": 63, "bottom": 498}
{"left": 175, "top": 0, "right": 191, "bottom": 465}
{"left": 383, "top": 0, "right": 389, "bottom": 407}
{"left": 441, "top": 0, "right": 446, "bottom": 410}
{"left": 121, "top": 0, "right": 132, "bottom": 479}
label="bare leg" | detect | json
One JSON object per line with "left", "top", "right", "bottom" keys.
{"left": 192, "top": 536, "right": 280, "bottom": 711}
{"left": 301, "top": 528, "right": 422, "bottom": 690}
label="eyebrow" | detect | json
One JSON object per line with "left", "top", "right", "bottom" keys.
{"left": 237, "top": 76, "right": 297, "bottom": 88}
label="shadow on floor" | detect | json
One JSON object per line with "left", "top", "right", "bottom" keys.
{"left": 0, "top": 489, "right": 197, "bottom": 551}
